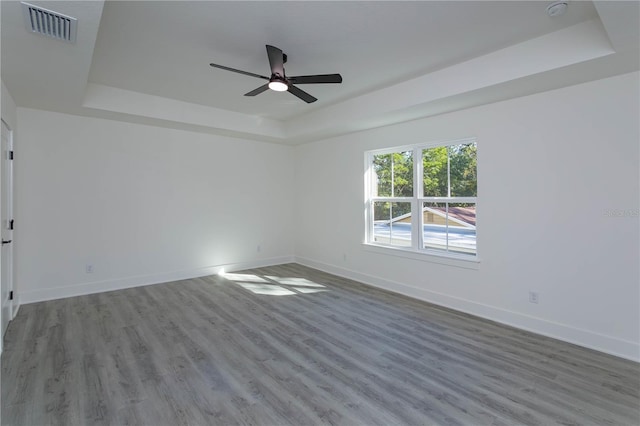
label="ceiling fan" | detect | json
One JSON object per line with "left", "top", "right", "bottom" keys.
{"left": 209, "top": 45, "right": 342, "bottom": 104}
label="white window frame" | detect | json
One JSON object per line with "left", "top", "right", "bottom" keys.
{"left": 364, "top": 138, "right": 479, "bottom": 265}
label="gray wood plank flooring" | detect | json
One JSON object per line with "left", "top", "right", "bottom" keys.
{"left": 2, "top": 263, "right": 639, "bottom": 425}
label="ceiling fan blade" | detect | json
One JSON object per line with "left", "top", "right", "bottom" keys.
{"left": 244, "top": 84, "right": 270, "bottom": 97}
{"left": 288, "top": 74, "right": 343, "bottom": 84}
{"left": 288, "top": 84, "right": 317, "bottom": 103}
{"left": 209, "top": 63, "right": 269, "bottom": 80}
{"left": 266, "top": 45, "right": 285, "bottom": 78}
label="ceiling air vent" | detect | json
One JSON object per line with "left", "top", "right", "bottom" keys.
{"left": 21, "top": 2, "right": 77, "bottom": 43}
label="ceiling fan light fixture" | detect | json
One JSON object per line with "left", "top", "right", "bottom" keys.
{"left": 268, "top": 80, "right": 288, "bottom": 92}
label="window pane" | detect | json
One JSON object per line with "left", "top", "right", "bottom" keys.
{"left": 423, "top": 202, "right": 449, "bottom": 253}
{"left": 372, "top": 153, "right": 392, "bottom": 197}
{"left": 449, "top": 142, "right": 477, "bottom": 197}
{"left": 392, "top": 151, "right": 413, "bottom": 197}
{"left": 422, "top": 147, "right": 448, "bottom": 196}
{"left": 373, "top": 151, "right": 413, "bottom": 197}
{"left": 447, "top": 203, "right": 476, "bottom": 255}
{"left": 373, "top": 201, "right": 412, "bottom": 247}
{"left": 423, "top": 202, "right": 476, "bottom": 255}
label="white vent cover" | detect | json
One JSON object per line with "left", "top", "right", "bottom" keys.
{"left": 21, "top": 2, "right": 77, "bottom": 43}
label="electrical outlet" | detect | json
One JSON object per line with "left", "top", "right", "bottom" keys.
{"left": 256, "top": 244, "right": 261, "bottom": 253}
{"left": 85, "top": 264, "right": 94, "bottom": 274}
{"left": 343, "top": 253, "right": 347, "bottom": 261}
{"left": 529, "top": 291, "right": 539, "bottom": 304}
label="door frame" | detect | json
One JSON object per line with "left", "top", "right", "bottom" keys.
{"left": 1, "top": 118, "right": 15, "bottom": 348}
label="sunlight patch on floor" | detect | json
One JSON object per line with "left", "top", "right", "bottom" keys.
{"left": 223, "top": 273, "right": 270, "bottom": 283}
{"left": 237, "top": 283, "right": 297, "bottom": 296}
{"left": 227, "top": 273, "right": 329, "bottom": 296}
{"left": 292, "top": 287, "right": 327, "bottom": 294}
{"left": 266, "top": 276, "right": 325, "bottom": 287}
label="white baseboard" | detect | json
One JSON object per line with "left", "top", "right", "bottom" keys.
{"left": 19, "top": 256, "right": 295, "bottom": 305}
{"left": 1, "top": 296, "right": 20, "bottom": 356}
{"left": 295, "top": 256, "right": 640, "bottom": 363}
{"left": 12, "top": 297, "right": 20, "bottom": 320}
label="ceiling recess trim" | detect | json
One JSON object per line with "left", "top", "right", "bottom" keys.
{"left": 21, "top": 2, "right": 77, "bottom": 43}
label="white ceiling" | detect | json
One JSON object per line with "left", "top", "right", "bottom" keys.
{"left": 88, "top": 1, "right": 598, "bottom": 120}
{"left": 2, "top": 1, "right": 639, "bottom": 144}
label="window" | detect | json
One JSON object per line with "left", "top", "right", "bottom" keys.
{"left": 365, "top": 139, "right": 477, "bottom": 258}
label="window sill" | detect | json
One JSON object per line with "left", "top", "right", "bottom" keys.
{"left": 362, "top": 243, "right": 480, "bottom": 270}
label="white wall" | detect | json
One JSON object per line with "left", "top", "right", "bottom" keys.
{"left": 16, "top": 108, "right": 294, "bottom": 302}
{"left": 294, "top": 72, "right": 640, "bottom": 361}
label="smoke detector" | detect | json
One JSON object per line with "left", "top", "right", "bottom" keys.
{"left": 21, "top": 2, "right": 77, "bottom": 43}
{"left": 546, "top": 2, "right": 568, "bottom": 17}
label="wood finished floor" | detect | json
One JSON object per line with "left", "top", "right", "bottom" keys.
{"left": 2, "top": 263, "right": 639, "bottom": 426}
